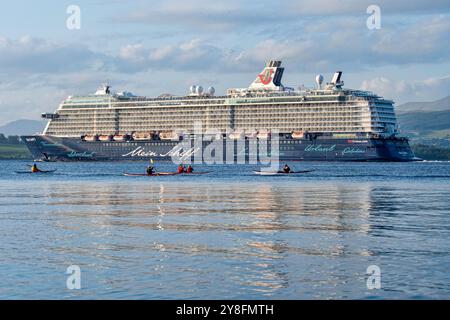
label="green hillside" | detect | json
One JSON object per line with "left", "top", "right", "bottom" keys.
{"left": 0, "top": 143, "right": 32, "bottom": 160}
{"left": 398, "top": 110, "right": 450, "bottom": 133}
{"left": 411, "top": 144, "right": 450, "bottom": 161}
{"left": 397, "top": 98, "right": 450, "bottom": 150}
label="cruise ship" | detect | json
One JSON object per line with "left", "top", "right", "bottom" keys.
{"left": 22, "top": 60, "right": 416, "bottom": 162}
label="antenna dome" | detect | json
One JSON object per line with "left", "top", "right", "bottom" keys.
{"left": 207, "top": 86, "right": 215, "bottom": 95}
{"left": 315, "top": 74, "right": 324, "bottom": 89}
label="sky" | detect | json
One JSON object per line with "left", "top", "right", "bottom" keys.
{"left": 0, "top": 0, "right": 449, "bottom": 124}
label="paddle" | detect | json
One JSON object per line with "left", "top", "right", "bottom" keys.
{"left": 149, "top": 158, "right": 158, "bottom": 175}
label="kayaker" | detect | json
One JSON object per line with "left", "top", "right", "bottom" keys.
{"left": 177, "top": 164, "right": 185, "bottom": 174}
{"left": 186, "top": 165, "right": 194, "bottom": 173}
{"left": 283, "top": 164, "right": 291, "bottom": 173}
{"left": 146, "top": 165, "right": 155, "bottom": 175}
{"left": 31, "top": 163, "right": 40, "bottom": 173}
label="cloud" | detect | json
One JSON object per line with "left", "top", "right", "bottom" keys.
{"left": 233, "top": 15, "right": 450, "bottom": 72}
{"left": 0, "top": 35, "right": 230, "bottom": 74}
{"left": 361, "top": 75, "right": 450, "bottom": 102}
{"left": 287, "top": 0, "right": 450, "bottom": 16}
{"left": 371, "top": 16, "right": 450, "bottom": 64}
{"left": 0, "top": 36, "right": 108, "bottom": 74}
{"left": 111, "top": 0, "right": 295, "bottom": 31}
{"left": 111, "top": 0, "right": 450, "bottom": 33}
{"left": 101, "top": 15, "right": 450, "bottom": 74}
{"left": 114, "top": 39, "right": 229, "bottom": 72}
{"left": 1, "top": 11, "right": 449, "bottom": 76}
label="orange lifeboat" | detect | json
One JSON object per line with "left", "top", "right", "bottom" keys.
{"left": 159, "top": 131, "right": 180, "bottom": 140}
{"left": 98, "top": 134, "right": 112, "bottom": 141}
{"left": 113, "top": 134, "right": 126, "bottom": 141}
{"left": 291, "top": 131, "right": 304, "bottom": 139}
{"left": 83, "top": 134, "right": 98, "bottom": 142}
{"left": 132, "top": 132, "right": 152, "bottom": 141}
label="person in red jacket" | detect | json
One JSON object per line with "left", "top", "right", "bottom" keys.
{"left": 178, "top": 164, "right": 185, "bottom": 173}
{"left": 186, "top": 165, "right": 194, "bottom": 173}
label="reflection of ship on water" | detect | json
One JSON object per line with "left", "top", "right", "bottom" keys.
{"left": 233, "top": 181, "right": 383, "bottom": 296}
{"left": 44, "top": 180, "right": 384, "bottom": 296}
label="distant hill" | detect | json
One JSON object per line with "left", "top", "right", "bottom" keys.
{"left": 397, "top": 96, "right": 450, "bottom": 148}
{"left": 398, "top": 110, "right": 450, "bottom": 133}
{"left": 0, "top": 119, "right": 45, "bottom": 136}
{"left": 396, "top": 96, "right": 450, "bottom": 113}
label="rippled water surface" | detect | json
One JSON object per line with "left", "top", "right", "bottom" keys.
{"left": 0, "top": 160, "right": 449, "bottom": 299}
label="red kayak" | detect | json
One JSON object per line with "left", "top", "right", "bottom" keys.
{"left": 123, "top": 171, "right": 209, "bottom": 177}
{"left": 180, "top": 171, "right": 209, "bottom": 175}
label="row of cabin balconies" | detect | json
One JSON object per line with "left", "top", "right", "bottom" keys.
{"left": 59, "top": 100, "right": 369, "bottom": 111}
{"left": 47, "top": 124, "right": 369, "bottom": 135}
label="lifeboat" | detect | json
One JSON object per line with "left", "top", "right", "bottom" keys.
{"left": 98, "top": 134, "right": 113, "bottom": 142}
{"left": 257, "top": 130, "right": 271, "bottom": 139}
{"left": 113, "top": 134, "right": 126, "bottom": 142}
{"left": 291, "top": 131, "right": 304, "bottom": 139}
{"left": 132, "top": 132, "right": 153, "bottom": 141}
{"left": 245, "top": 130, "right": 258, "bottom": 139}
{"left": 159, "top": 131, "right": 180, "bottom": 140}
{"left": 83, "top": 134, "right": 98, "bottom": 142}
{"left": 229, "top": 130, "right": 244, "bottom": 140}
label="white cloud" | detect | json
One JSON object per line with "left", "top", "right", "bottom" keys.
{"left": 371, "top": 16, "right": 450, "bottom": 64}
{"left": 361, "top": 75, "right": 450, "bottom": 102}
{"left": 1, "top": 11, "right": 449, "bottom": 76}
{"left": 233, "top": 15, "right": 450, "bottom": 72}
{"left": 114, "top": 39, "right": 226, "bottom": 72}
{"left": 0, "top": 36, "right": 108, "bottom": 73}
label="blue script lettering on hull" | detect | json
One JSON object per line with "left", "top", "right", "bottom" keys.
{"left": 342, "top": 147, "right": 366, "bottom": 155}
{"left": 304, "top": 144, "right": 336, "bottom": 152}
{"left": 68, "top": 151, "right": 95, "bottom": 158}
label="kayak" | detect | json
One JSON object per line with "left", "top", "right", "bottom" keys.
{"left": 123, "top": 172, "right": 178, "bottom": 176}
{"left": 123, "top": 171, "right": 210, "bottom": 176}
{"left": 15, "top": 169, "right": 57, "bottom": 174}
{"left": 252, "top": 170, "right": 314, "bottom": 176}
{"left": 181, "top": 171, "right": 210, "bottom": 175}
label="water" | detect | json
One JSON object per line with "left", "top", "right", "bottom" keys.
{"left": 0, "top": 160, "right": 449, "bottom": 299}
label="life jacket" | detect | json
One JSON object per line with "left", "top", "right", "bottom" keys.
{"left": 186, "top": 166, "right": 193, "bottom": 173}
{"left": 31, "top": 165, "right": 39, "bottom": 173}
{"left": 178, "top": 166, "right": 184, "bottom": 173}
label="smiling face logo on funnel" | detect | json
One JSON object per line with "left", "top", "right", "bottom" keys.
{"left": 258, "top": 69, "right": 274, "bottom": 85}
{"left": 258, "top": 69, "right": 273, "bottom": 85}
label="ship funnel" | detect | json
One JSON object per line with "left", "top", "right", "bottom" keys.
{"left": 330, "top": 71, "right": 344, "bottom": 88}
{"left": 248, "top": 60, "right": 284, "bottom": 91}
